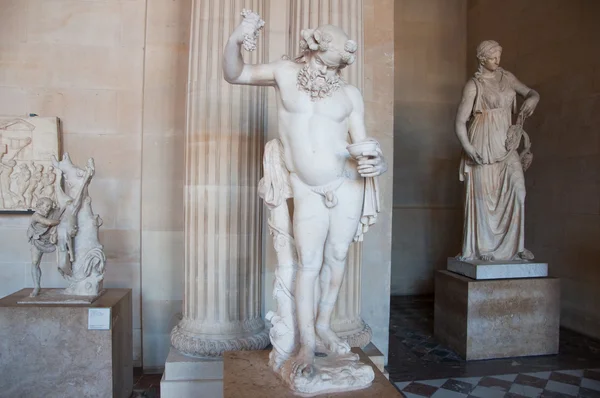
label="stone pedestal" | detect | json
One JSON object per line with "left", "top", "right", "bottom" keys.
{"left": 0, "top": 288, "right": 133, "bottom": 398}
{"left": 447, "top": 257, "right": 548, "bottom": 280}
{"left": 223, "top": 348, "right": 401, "bottom": 398}
{"left": 434, "top": 271, "right": 560, "bottom": 360}
{"left": 160, "top": 348, "right": 224, "bottom": 398}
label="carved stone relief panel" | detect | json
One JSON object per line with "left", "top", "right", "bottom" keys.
{"left": 0, "top": 116, "right": 60, "bottom": 211}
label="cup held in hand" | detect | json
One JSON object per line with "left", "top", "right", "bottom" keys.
{"left": 347, "top": 140, "right": 378, "bottom": 160}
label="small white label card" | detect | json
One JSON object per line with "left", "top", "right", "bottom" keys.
{"left": 88, "top": 308, "right": 111, "bottom": 330}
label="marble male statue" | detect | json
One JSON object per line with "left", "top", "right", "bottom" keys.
{"left": 455, "top": 40, "right": 539, "bottom": 262}
{"left": 224, "top": 10, "right": 386, "bottom": 394}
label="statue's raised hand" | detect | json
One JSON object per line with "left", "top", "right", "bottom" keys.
{"left": 235, "top": 9, "right": 265, "bottom": 52}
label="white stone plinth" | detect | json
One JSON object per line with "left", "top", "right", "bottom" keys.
{"left": 448, "top": 257, "right": 548, "bottom": 280}
{"left": 363, "top": 342, "right": 387, "bottom": 378}
{"left": 160, "top": 348, "right": 224, "bottom": 398}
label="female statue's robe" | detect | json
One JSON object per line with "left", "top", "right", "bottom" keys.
{"left": 460, "top": 69, "right": 526, "bottom": 261}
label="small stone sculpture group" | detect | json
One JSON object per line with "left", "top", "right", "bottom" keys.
{"left": 27, "top": 153, "right": 106, "bottom": 298}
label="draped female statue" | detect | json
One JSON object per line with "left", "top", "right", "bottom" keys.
{"left": 455, "top": 40, "right": 540, "bottom": 261}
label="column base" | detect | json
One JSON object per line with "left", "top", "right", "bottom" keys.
{"left": 336, "top": 319, "right": 373, "bottom": 348}
{"left": 160, "top": 348, "right": 224, "bottom": 398}
{"left": 434, "top": 270, "right": 560, "bottom": 360}
{"left": 170, "top": 320, "right": 270, "bottom": 357}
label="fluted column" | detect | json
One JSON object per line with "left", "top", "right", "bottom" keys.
{"left": 286, "top": 0, "right": 372, "bottom": 348}
{"left": 171, "top": 0, "right": 270, "bottom": 357}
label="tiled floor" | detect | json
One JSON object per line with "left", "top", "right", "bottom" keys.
{"left": 395, "top": 369, "right": 600, "bottom": 397}
{"left": 387, "top": 296, "right": 600, "bottom": 397}
{"left": 131, "top": 368, "right": 161, "bottom": 398}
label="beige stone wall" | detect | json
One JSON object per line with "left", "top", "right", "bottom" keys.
{"left": 0, "top": 0, "right": 146, "bottom": 365}
{"left": 139, "top": 0, "right": 190, "bottom": 370}
{"left": 392, "top": 0, "right": 466, "bottom": 295}
{"left": 0, "top": 0, "right": 192, "bottom": 367}
{"left": 468, "top": 0, "right": 600, "bottom": 339}
{"left": 362, "top": 0, "right": 394, "bottom": 362}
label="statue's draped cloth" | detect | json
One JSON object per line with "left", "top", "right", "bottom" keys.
{"left": 460, "top": 70, "right": 526, "bottom": 260}
{"left": 27, "top": 215, "right": 58, "bottom": 254}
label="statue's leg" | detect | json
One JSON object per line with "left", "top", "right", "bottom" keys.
{"left": 291, "top": 187, "right": 329, "bottom": 375}
{"left": 30, "top": 246, "right": 43, "bottom": 297}
{"left": 316, "top": 179, "right": 363, "bottom": 354}
{"left": 24, "top": 185, "right": 32, "bottom": 208}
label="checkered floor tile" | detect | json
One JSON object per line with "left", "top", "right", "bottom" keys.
{"left": 395, "top": 368, "right": 600, "bottom": 397}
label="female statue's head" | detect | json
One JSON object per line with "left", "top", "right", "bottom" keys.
{"left": 476, "top": 40, "right": 502, "bottom": 73}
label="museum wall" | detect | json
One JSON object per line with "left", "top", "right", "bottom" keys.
{"left": 391, "top": 0, "right": 466, "bottom": 295}
{"left": 138, "top": 0, "right": 190, "bottom": 370}
{"left": 468, "top": 0, "right": 600, "bottom": 339}
{"left": 0, "top": 0, "right": 194, "bottom": 368}
{"left": 0, "top": 0, "right": 148, "bottom": 365}
{"left": 362, "top": 0, "right": 395, "bottom": 364}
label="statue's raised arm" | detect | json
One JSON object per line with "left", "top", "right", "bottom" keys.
{"left": 223, "top": 10, "right": 281, "bottom": 86}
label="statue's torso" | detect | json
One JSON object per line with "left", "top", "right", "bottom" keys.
{"left": 468, "top": 69, "right": 517, "bottom": 164}
{"left": 274, "top": 63, "right": 357, "bottom": 187}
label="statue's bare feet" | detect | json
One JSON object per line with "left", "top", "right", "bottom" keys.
{"left": 30, "top": 287, "right": 40, "bottom": 297}
{"left": 519, "top": 249, "right": 534, "bottom": 261}
{"left": 479, "top": 254, "right": 494, "bottom": 261}
{"left": 316, "top": 326, "right": 351, "bottom": 354}
{"left": 291, "top": 346, "right": 315, "bottom": 377}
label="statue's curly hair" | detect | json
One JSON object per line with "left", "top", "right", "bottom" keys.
{"left": 297, "top": 27, "right": 357, "bottom": 67}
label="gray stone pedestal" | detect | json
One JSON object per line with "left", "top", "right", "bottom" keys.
{"left": 0, "top": 288, "right": 133, "bottom": 398}
{"left": 160, "top": 348, "right": 224, "bottom": 398}
{"left": 434, "top": 271, "right": 560, "bottom": 360}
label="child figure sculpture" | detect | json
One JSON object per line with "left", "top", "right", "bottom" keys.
{"left": 27, "top": 197, "right": 60, "bottom": 297}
